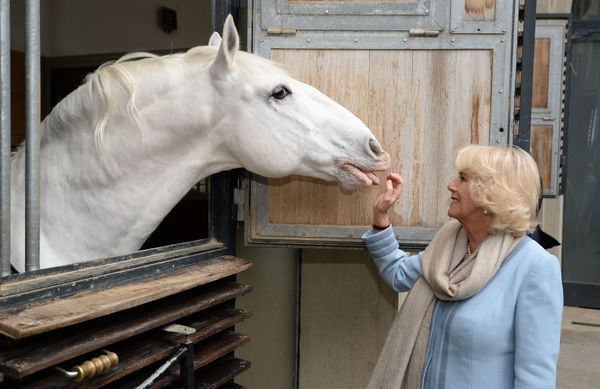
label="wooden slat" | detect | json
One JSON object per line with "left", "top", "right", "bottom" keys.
{"left": 112, "top": 333, "right": 251, "bottom": 388}
{"left": 147, "top": 357, "right": 251, "bottom": 389}
{"left": 464, "top": 0, "right": 496, "bottom": 21}
{"left": 0, "top": 283, "right": 252, "bottom": 379}
{"left": 196, "top": 358, "right": 251, "bottom": 389}
{"left": 0, "top": 240, "right": 224, "bottom": 297}
{"left": 533, "top": 38, "right": 551, "bottom": 109}
{"left": 74, "top": 327, "right": 251, "bottom": 389}
{"left": 0, "top": 256, "right": 252, "bottom": 340}
{"left": 193, "top": 332, "right": 251, "bottom": 369}
{"left": 531, "top": 125, "right": 554, "bottom": 191}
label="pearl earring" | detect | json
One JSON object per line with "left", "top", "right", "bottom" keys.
{"left": 483, "top": 209, "right": 489, "bottom": 215}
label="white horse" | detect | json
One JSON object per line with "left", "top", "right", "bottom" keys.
{"left": 9, "top": 16, "right": 391, "bottom": 272}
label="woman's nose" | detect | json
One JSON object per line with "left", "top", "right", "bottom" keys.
{"left": 447, "top": 178, "right": 457, "bottom": 191}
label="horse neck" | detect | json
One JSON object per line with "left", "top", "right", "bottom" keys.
{"left": 20, "top": 72, "right": 239, "bottom": 266}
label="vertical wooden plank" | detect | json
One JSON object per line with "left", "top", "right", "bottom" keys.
{"left": 533, "top": 38, "right": 551, "bottom": 109}
{"left": 531, "top": 124, "right": 553, "bottom": 191}
{"left": 464, "top": 0, "right": 497, "bottom": 21}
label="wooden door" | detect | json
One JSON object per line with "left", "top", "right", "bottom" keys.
{"left": 531, "top": 19, "right": 568, "bottom": 196}
{"left": 249, "top": 0, "right": 519, "bottom": 249}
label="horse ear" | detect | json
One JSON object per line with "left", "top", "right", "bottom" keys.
{"left": 208, "top": 32, "right": 222, "bottom": 47}
{"left": 210, "top": 15, "right": 239, "bottom": 78}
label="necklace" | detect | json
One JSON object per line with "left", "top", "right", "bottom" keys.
{"left": 467, "top": 243, "right": 472, "bottom": 256}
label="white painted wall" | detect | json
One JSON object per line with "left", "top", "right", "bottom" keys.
{"left": 10, "top": 0, "right": 211, "bottom": 56}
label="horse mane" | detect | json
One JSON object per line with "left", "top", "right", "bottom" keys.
{"left": 79, "top": 46, "right": 288, "bottom": 154}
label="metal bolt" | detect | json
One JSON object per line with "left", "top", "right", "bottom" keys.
{"left": 403, "top": 38, "right": 408, "bottom": 42}
{"left": 354, "top": 38, "right": 359, "bottom": 43}
{"left": 259, "top": 38, "right": 264, "bottom": 42}
{"left": 496, "top": 138, "right": 501, "bottom": 143}
{"left": 501, "top": 38, "right": 505, "bottom": 43}
{"left": 502, "top": 28, "right": 506, "bottom": 32}
{"left": 451, "top": 28, "right": 456, "bottom": 33}
{"left": 451, "top": 38, "right": 455, "bottom": 43}
{"left": 306, "top": 38, "right": 311, "bottom": 43}
{"left": 325, "top": 9, "right": 329, "bottom": 14}
{"left": 424, "top": 9, "right": 429, "bottom": 14}
{"left": 499, "top": 89, "right": 504, "bottom": 93}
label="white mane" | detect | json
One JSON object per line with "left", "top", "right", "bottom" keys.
{"left": 76, "top": 47, "right": 288, "bottom": 153}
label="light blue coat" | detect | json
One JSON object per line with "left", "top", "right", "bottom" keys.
{"left": 362, "top": 226, "right": 563, "bottom": 389}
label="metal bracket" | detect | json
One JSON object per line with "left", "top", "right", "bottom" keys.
{"left": 408, "top": 28, "right": 440, "bottom": 37}
{"left": 162, "top": 323, "right": 197, "bottom": 336}
{"left": 266, "top": 27, "right": 297, "bottom": 36}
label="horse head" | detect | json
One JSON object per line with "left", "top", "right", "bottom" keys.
{"left": 206, "top": 16, "right": 391, "bottom": 191}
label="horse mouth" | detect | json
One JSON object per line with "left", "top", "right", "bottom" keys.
{"left": 341, "top": 164, "right": 382, "bottom": 186}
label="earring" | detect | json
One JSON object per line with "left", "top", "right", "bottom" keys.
{"left": 483, "top": 209, "right": 489, "bottom": 215}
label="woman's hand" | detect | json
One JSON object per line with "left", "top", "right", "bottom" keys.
{"left": 373, "top": 173, "right": 404, "bottom": 228}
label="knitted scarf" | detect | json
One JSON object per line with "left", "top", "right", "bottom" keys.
{"left": 367, "top": 219, "right": 522, "bottom": 389}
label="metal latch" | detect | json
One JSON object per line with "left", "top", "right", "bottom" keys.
{"left": 266, "top": 27, "right": 297, "bottom": 36}
{"left": 408, "top": 28, "right": 441, "bottom": 37}
{"left": 56, "top": 350, "right": 119, "bottom": 382}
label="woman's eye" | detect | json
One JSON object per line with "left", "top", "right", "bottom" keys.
{"left": 271, "top": 86, "right": 291, "bottom": 100}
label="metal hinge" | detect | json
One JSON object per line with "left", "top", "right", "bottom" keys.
{"left": 408, "top": 28, "right": 441, "bottom": 37}
{"left": 266, "top": 27, "right": 297, "bottom": 36}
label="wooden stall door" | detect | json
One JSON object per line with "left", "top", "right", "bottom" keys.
{"left": 530, "top": 19, "right": 568, "bottom": 196}
{"left": 249, "top": 0, "right": 516, "bottom": 249}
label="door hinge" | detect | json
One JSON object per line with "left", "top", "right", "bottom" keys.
{"left": 408, "top": 28, "right": 441, "bottom": 37}
{"left": 266, "top": 27, "right": 297, "bottom": 36}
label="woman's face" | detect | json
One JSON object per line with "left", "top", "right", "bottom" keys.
{"left": 447, "top": 172, "right": 483, "bottom": 223}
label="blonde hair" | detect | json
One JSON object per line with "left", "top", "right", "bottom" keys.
{"left": 454, "top": 145, "right": 541, "bottom": 237}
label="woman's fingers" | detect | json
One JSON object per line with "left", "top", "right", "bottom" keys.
{"left": 374, "top": 173, "right": 404, "bottom": 212}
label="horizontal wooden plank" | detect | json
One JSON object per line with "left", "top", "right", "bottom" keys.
{"left": 99, "top": 333, "right": 251, "bottom": 389}
{"left": 14, "top": 332, "right": 251, "bottom": 388}
{"left": 108, "top": 357, "right": 250, "bottom": 389}
{"left": 0, "top": 283, "right": 252, "bottom": 379}
{"left": 0, "top": 256, "right": 252, "bottom": 340}
{"left": 193, "top": 331, "right": 251, "bottom": 369}
{"left": 0, "top": 241, "right": 224, "bottom": 297}
{"left": 196, "top": 357, "right": 251, "bottom": 389}
{"left": 81, "top": 331, "right": 250, "bottom": 389}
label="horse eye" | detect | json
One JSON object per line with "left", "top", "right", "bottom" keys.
{"left": 271, "top": 85, "right": 291, "bottom": 100}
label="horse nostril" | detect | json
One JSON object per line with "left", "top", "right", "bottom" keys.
{"left": 369, "top": 139, "right": 382, "bottom": 156}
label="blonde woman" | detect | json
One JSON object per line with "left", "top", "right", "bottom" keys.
{"left": 363, "top": 145, "right": 563, "bottom": 389}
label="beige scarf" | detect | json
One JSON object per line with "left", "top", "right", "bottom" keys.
{"left": 367, "top": 219, "right": 522, "bottom": 389}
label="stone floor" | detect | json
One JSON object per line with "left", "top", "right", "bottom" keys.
{"left": 557, "top": 306, "right": 600, "bottom": 389}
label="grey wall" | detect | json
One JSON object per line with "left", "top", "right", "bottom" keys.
{"left": 10, "top": 0, "right": 211, "bottom": 56}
